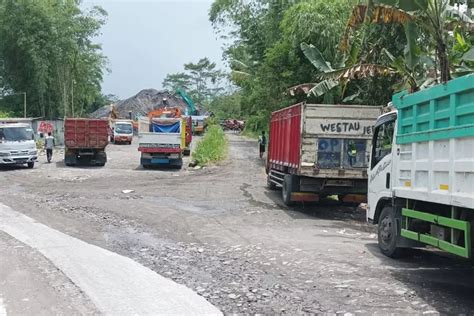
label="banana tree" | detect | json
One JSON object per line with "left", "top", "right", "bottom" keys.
{"left": 341, "top": 0, "right": 474, "bottom": 87}
{"left": 288, "top": 43, "right": 395, "bottom": 100}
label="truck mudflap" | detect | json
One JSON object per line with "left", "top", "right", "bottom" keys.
{"left": 401, "top": 208, "right": 472, "bottom": 258}
{"left": 339, "top": 194, "right": 367, "bottom": 204}
{"left": 290, "top": 192, "right": 319, "bottom": 203}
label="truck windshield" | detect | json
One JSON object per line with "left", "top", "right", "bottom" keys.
{"left": 115, "top": 124, "right": 132, "bottom": 134}
{"left": 0, "top": 127, "right": 33, "bottom": 142}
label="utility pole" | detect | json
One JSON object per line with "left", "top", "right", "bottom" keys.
{"left": 71, "top": 80, "right": 74, "bottom": 117}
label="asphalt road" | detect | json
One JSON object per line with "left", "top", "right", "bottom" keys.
{"left": 0, "top": 133, "right": 473, "bottom": 314}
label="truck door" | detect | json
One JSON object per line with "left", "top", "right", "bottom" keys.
{"left": 368, "top": 113, "right": 396, "bottom": 221}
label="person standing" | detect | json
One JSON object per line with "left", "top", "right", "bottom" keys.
{"left": 44, "top": 132, "right": 55, "bottom": 163}
{"left": 258, "top": 131, "right": 267, "bottom": 159}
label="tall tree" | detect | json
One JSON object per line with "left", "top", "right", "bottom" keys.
{"left": 162, "top": 57, "right": 226, "bottom": 107}
{"left": 0, "top": 0, "right": 108, "bottom": 118}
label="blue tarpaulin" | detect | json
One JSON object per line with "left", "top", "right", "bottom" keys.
{"left": 151, "top": 121, "right": 181, "bottom": 133}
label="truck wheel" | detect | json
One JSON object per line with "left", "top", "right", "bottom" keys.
{"left": 27, "top": 162, "right": 35, "bottom": 169}
{"left": 174, "top": 158, "right": 183, "bottom": 169}
{"left": 282, "top": 175, "right": 297, "bottom": 206}
{"left": 378, "top": 206, "right": 406, "bottom": 258}
{"left": 96, "top": 151, "right": 107, "bottom": 166}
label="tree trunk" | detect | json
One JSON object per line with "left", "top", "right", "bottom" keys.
{"left": 437, "top": 41, "right": 450, "bottom": 83}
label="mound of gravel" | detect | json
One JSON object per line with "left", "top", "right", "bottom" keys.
{"left": 91, "top": 89, "right": 189, "bottom": 119}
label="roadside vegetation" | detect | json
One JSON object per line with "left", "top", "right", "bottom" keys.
{"left": 0, "top": 1, "right": 110, "bottom": 118}
{"left": 192, "top": 125, "right": 228, "bottom": 166}
{"left": 0, "top": 110, "right": 11, "bottom": 118}
{"left": 206, "top": 0, "right": 474, "bottom": 133}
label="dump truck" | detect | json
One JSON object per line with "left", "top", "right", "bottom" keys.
{"left": 146, "top": 108, "right": 192, "bottom": 156}
{"left": 64, "top": 118, "right": 109, "bottom": 166}
{"left": 0, "top": 123, "right": 37, "bottom": 168}
{"left": 266, "top": 103, "right": 382, "bottom": 205}
{"left": 368, "top": 74, "right": 474, "bottom": 259}
{"left": 191, "top": 115, "right": 207, "bottom": 135}
{"left": 138, "top": 114, "right": 185, "bottom": 169}
{"left": 182, "top": 115, "right": 193, "bottom": 156}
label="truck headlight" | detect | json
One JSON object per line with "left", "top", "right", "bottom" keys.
{"left": 29, "top": 150, "right": 37, "bottom": 155}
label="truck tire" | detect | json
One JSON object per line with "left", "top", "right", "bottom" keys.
{"left": 378, "top": 206, "right": 407, "bottom": 258}
{"left": 27, "top": 162, "right": 35, "bottom": 169}
{"left": 282, "top": 174, "right": 298, "bottom": 206}
{"left": 64, "top": 152, "right": 77, "bottom": 166}
{"left": 174, "top": 158, "right": 183, "bottom": 169}
{"left": 96, "top": 151, "right": 107, "bottom": 166}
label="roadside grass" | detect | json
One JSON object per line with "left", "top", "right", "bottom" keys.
{"left": 241, "top": 128, "right": 259, "bottom": 139}
{"left": 192, "top": 125, "right": 227, "bottom": 166}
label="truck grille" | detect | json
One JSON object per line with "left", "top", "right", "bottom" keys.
{"left": 10, "top": 150, "right": 29, "bottom": 156}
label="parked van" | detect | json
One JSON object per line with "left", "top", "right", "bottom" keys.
{"left": 0, "top": 123, "right": 37, "bottom": 168}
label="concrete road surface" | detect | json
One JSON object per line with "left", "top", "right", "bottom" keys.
{"left": 0, "top": 204, "right": 220, "bottom": 315}
{"left": 0, "top": 134, "right": 473, "bottom": 314}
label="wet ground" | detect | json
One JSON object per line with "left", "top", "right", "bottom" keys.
{"left": 1, "top": 134, "right": 473, "bottom": 314}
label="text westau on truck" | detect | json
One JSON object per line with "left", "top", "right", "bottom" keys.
{"left": 64, "top": 118, "right": 109, "bottom": 166}
{"left": 368, "top": 75, "right": 474, "bottom": 259}
{"left": 266, "top": 103, "right": 381, "bottom": 205}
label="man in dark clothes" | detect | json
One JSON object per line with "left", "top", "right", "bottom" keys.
{"left": 258, "top": 131, "right": 267, "bottom": 159}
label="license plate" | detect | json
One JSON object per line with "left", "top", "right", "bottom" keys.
{"left": 152, "top": 158, "right": 169, "bottom": 164}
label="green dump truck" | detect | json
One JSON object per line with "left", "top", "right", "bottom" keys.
{"left": 367, "top": 74, "right": 474, "bottom": 259}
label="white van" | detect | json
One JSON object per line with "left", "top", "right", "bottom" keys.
{"left": 112, "top": 120, "right": 134, "bottom": 144}
{"left": 0, "top": 123, "right": 37, "bottom": 168}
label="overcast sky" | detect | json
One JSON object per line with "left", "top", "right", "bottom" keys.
{"left": 82, "top": 0, "right": 226, "bottom": 99}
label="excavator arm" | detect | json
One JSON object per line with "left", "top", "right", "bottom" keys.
{"left": 176, "top": 88, "right": 196, "bottom": 115}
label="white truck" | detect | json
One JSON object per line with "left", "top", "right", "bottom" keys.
{"left": 137, "top": 116, "right": 185, "bottom": 168}
{"left": 368, "top": 74, "right": 474, "bottom": 259}
{"left": 0, "top": 123, "right": 37, "bottom": 168}
{"left": 111, "top": 120, "right": 133, "bottom": 144}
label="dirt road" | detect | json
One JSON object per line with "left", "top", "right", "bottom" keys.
{"left": 1, "top": 134, "right": 473, "bottom": 314}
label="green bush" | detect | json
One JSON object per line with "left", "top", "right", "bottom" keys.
{"left": 0, "top": 110, "right": 12, "bottom": 118}
{"left": 242, "top": 112, "right": 269, "bottom": 139}
{"left": 205, "top": 116, "right": 219, "bottom": 127}
{"left": 192, "top": 125, "right": 227, "bottom": 166}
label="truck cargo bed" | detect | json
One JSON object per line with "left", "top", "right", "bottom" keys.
{"left": 393, "top": 74, "right": 474, "bottom": 209}
{"left": 268, "top": 103, "right": 381, "bottom": 178}
{"left": 267, "top": 103, "right": 381, "bottom": 204}
{"left": 64, "top": 119, "right": 109, "bottom": 149}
